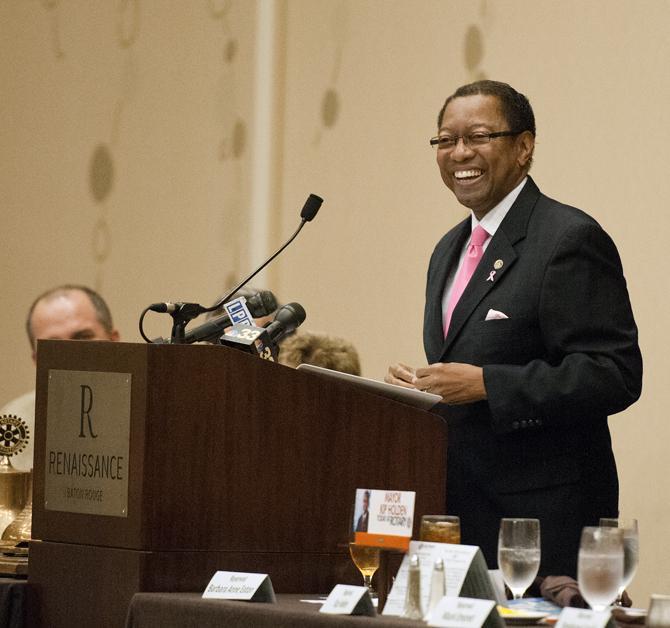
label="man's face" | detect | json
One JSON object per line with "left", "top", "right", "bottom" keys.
{"left": 30, "top": 290, "right": 119, "bottom": 362}
{"left": 436, "top": 94, "right": 534, "bottom": 219}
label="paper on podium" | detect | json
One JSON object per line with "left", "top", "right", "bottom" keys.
{"left": 296, "top": 364, "right": 441, "bottom": 410}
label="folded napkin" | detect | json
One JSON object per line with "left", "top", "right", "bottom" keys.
{"left": 540, "top": 576, "right": 588, "bottom": 608}
{"left": 539, "top": 576, "right": 632, "bottom": 609}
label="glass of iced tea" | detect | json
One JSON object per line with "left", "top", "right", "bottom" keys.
{"left": 348, "top": 542, "right": 380, "bottom": 597}
{"left": 419, "top": 515, "right": 461, "bottom": 543}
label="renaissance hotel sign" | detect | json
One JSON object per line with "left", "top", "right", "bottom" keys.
{"left": 44, "top": 370, "right": 131, "bottom": 517}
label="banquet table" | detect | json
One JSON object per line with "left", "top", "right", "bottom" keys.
{"left": 125, "top": 592, "right": 426, "bottom": 628}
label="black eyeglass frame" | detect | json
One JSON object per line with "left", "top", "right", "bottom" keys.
{"left": 429, "top": 130, "right": 525, "bottom": 149}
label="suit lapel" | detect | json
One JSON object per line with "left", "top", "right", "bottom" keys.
{"left": 440, "top": 177, "right": 542, "bottom": 357}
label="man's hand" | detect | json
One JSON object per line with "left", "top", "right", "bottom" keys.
{"left": 385, "top": 362, "right": 417, "bottom": 389}
{"left": 413, "top": 363, "right": 487, "bottom": 405}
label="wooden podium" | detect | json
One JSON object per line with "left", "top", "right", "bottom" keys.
{"left": 28, "top": 340, "right": 447, "bottom": 627}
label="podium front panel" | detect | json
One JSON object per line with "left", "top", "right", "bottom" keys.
{"left": 33, "top": 341, "right": 447, "bottom": 554}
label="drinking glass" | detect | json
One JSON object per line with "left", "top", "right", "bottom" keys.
{"left": 599, "top": 518, "right": 639, "bottom": 605}
{"left": 497, "top": 518, "right": 541, "bottom": 599}
{"left": 578, "top": 526, "right": 624, "bottom": 611}
{"left": 348, "top": 542, "right": 380, "bottom": 597}
{"left": 419, "top": 515, "right": 461, "bottom": 544}
{"left": 648, "top": 594, "right": 670, "bottom": 628}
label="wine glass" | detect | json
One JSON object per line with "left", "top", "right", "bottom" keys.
{"left": 348, "top": 542, "right": 380, "bottom": 598}
{"left": 578, "top": 526, "right": 624, "bottom": 611}
{"left": 419, "top": 515, "right": 461, "bottom": 543}
{"left": 497, "top": 518, "right": 541, "bottom": 599}
{"left": 648, "top": 594, "right": 670, "bottom": 628}
{"left": 599, "top": 518, "right": 639, "bottom": 606}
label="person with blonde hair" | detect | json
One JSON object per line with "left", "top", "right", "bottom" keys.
{"left": 278, "top": 331, "right": 361, "bottom": 376}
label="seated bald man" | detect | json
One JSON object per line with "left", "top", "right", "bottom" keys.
{"left": 0, "top": 285, "right": 120, "bottom": 471}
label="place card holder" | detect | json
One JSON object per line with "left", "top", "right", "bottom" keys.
{"left": 319, "top": 584, "right": 376, "bottom": 617}
{"left": 202, "top": 571, "right": 276, "bottom": 603}
{"left": 459, "top": 548, "right": 499, "bottom": 601}
{"left": 555, "top": 607, "right": 616, "bottom": 628}
{"left": 428, "top": 597, "right": 505, "bottom": 628}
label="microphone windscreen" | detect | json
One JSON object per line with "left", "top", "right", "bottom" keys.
{"left": 300, "top": 194, "right": 323, "bottom": 222}
{"left": 275, "top": 302, "right": 307, "bottom": 327}
{"left": 248, "top": 290, "right": 278, "bottom": 316}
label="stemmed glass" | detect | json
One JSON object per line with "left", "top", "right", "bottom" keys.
{"left": 599, "top": 518, "right": 639, "bottom": 606}
{"left": 348, "top": 541, "right": 380, "bottom": 598}
{"left": 578, "top": 526, "right": 624, "bottom": 611}
{"left": 648, "top": 594, "right": 670, "bottom": 628}
{"left": 497, "top": 518, "right": 541, "bottom": 599}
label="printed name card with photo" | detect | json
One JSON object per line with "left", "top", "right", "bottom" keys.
{"left": 383, "top": 541, "right": 497, "bottom": 616}
{"left": 556, "top": 607, "right": 614, "bottom": 628}
{"left": 319, "top": 585, "right": 375, "bottom": 616}
{"left": 428, "top": 597, "right": 504, "bottom": 628}
{"left": 202, "top": 571, "right": 276, "bottom": 603}
{"left": 352, "top": 488, "right": 415, "bottom": 550}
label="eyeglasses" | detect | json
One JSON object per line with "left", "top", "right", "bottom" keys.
{"left": 429, "top": 130, "right": 523, "bottom": 151}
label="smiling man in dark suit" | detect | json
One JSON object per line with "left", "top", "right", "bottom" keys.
{"left": 386, "top": 80, "right": 642, "bottom": 577}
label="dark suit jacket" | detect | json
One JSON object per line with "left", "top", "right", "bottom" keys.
{"left": 423, "top": 177, "right": 642, "bottom": 577}
{"left": 355, "top": 511, "right": 369, "bottom": 532}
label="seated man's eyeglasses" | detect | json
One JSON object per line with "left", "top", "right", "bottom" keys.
{"left": 429, "top": 130, "right": 523, "bottom": 151}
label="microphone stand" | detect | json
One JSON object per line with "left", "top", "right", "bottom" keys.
{"left": 138, "top": 194, "right": 323, "bottom": 344}
{"left": 202, "top": 194, "right": 322, "bottom": 315}
{"left": 169, "top": 303, "right": 206, "bottom": 344}
{"left": 202, "top": 222, "right": 307, "bottom": 315}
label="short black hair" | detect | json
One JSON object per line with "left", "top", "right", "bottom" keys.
{"left": 26, "top": 284, "right": 114, "bottom": 347}
{"left": 437, "top": 80, "right": 536, "bottom": 137}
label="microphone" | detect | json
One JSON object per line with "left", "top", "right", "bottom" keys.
{"left": 300, "top": 194, "right": 323, "bottom": 222}
{"left": 262, "top": 302, "right": 306, "bottom": 345}
{"left": 139, "top": 193, "right": 322, "bottom": 344}
{"left": 182, "top": 290, "right": 278, "bottom": 345}
{"left": 148, "top": 302, "right": 180, "bottom": 313}
{"left": 220, "top": 302, "right": 306, "bottom": 360}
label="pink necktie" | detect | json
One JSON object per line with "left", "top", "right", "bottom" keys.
{"left": 444, "top": 224, "right": 489, "bottom": 336}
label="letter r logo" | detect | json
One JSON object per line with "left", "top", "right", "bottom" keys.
{"left": 79, "top": 385, "right": 98, "bottom": 438}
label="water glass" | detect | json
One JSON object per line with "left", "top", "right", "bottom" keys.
{"left": 497, "top": 518, "right": 541, "bottom": 599}
{"left": 578, "top": 526, "right": 624, "bottom": 611}
{"left": 599, "top": 518, "right": 639, "bottom": 605}
{"left": 648, "top": 594, "right": 670, "bottom": 628}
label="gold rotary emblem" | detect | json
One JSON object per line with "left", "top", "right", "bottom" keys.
{"left": 0, "top": 415, "right": 30, "bottom": 457}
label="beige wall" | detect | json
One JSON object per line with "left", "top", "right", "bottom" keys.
{"left": 2, "top": 0, "right": 668, "bottom": 602}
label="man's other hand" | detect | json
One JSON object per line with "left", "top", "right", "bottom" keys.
{"left": 413, "top": 362, "right": 487, "bottom": 404}
{"left": 385, "top": 362, "right": 417, "bottom": 389}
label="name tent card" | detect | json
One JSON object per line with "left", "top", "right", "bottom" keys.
{"left": 487, "top": 569, "right": 508, "bottom": 605}
{"left": 319, "top": 585, "right": 375, "bottom": 616}
{"left": 383, "top": 542, "right": 498, "bottom": 616}
{"left": 352, "top": 488, "right": 415, "bottom": 550}
{"left": 202, "top": 571, "right": 276, "bottom": 603}
{"left": 428, "top": 597, "right": 504, "bottom": 628}
{"left": 556, "top": 608, "right": 614, "bottom": 628}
